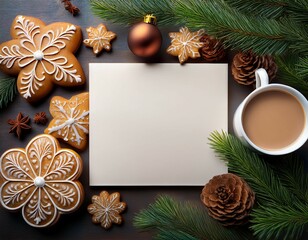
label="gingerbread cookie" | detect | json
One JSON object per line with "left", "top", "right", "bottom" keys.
{"left": 0, "top": 134, "right": 84, "bottom": 227}
{"left": 0, "top": 15, "right": 85, "bottom": 102}
{"left": 88, "top": 191, "right": 126, "bottom": 229}
{"left": 166, "top": 27, "right": 204, "bottom": 64}
{"left": 44, "top": 92, "right": 89, "bottom": 150}
{"left": 83, "top": 24, "right": 116, "bottom": 55}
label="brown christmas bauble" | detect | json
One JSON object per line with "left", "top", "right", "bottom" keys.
{"left": 201, "top": 173, "right": 255, "bottom": 226}
{"left": 232, "top": 50, "right": 277, "bottom": 85}
{"left": 127, "top": 15, "right": 162, "bottom": 58}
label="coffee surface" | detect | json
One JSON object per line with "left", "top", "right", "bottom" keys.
{"left": 242, "top": 90, "right": 305, "bottom": 150}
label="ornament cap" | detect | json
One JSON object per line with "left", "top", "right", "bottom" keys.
{"left": 144, "top": 14, "right": 157, "bottom": 25}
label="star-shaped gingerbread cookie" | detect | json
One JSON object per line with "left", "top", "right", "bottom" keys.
{"left": 88, "top": 191, "right": 126, "bottom": 229}
{"left": 83, "top": 24, "right": 116, "bottom": 55}
{"left": 0, "top": 15, "right": 85, "bottom": 102}
{"left": 167, "top": 27, "right": 205, "bottom": 64}
{"left": 44, "top": 92, "right": 89, "bottom": 150}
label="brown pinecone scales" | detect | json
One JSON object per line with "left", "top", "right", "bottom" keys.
{"left": 232, "top": 51, "right": 277, "bottom": 85}
{"left": 201, "top": 173, "right": 255, "bottom": 226}
{"left": 200, "top": 35, "right": 225, "bottom": 62}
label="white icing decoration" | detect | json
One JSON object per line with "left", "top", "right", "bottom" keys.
{"left": 33, "top": 50, "right": 44, "bottom": 60}
{"left": 48, "top": 98, "right": 89, "bottom": 145}
{"left": 34, "top": 177, "right": 45, "bottom": 187}
{"left": 0, "top": 16, "right": 82, "bottom": 99}
{"left": 0, "top": 135, "right": 82, "bottom": 227}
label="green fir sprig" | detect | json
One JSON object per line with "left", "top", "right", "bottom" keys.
{"left": 134, "top": 195, "right": 254, "bottom": 240}
{"left": 275, "top": 56, "right": 308, "bottom": 94}
{"left": 90, "top": 0, "right": 175, "bottom": 26}
{"left": 225, "top": 0, "right": 287, "bottom": 19}
{"left": 173, "top": 0, "right": 289, "bottom": 55}
{"left": 0, "top": 77, "right": 17, "bottom": 109}
{"left": 209, "top": 131, "right": 308, "bottom": 240}
{"left": 271, "top": 155, "right": 308, "bottom": 202}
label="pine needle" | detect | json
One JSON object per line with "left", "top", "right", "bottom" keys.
{"left": 251, "top": 204, "right": 308, "bottom": 240}
{"left": 275, "top": 56, "right": 308, "bottom": 95}
{"left": 0, "top": 77, "right": 17, "bottom": 109}
{"left": 271, "top": 155, "right": 308, "bottom": 202}
{"left": 89, "top": 0, "right": 176, "bottom": 26}
{"left": 134, "top": 195, "right": 254, "bottom": 240}
{"left": 224, "top": 0, "right": 287, "bottom": 19}
{"left": 296, "top": 57, "right": 308, "bottom": 79}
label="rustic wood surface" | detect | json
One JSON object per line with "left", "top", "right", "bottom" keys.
{"left": 0, "top": 1, "right": 307, "bottom": 239}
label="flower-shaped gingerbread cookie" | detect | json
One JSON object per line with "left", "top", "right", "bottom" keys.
{"left": 167, "top": 27, "right": 205, "bottom": 64}
{"left": 0, "top": 15, "right": 85, "bottom": 102}
{"left": 45, "top": 92, "right": 89, "bottom": 150}
{"left": 83, "top": 24, "right": 116, "bottom": 55}
{"left": 88, "top": 191, "right": 126, "bottom": 229}
{"left": 0, "top": 134, "right": 84, "bottom": 227}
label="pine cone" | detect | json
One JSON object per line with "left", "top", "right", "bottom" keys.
{"left": 200, "top": 35, "right": 225, "bottom": 62}
{"left": 232, "top": 51, "right": 277, "bottom": 85}
{"left": 201, "top": 173, "right": 255, "bottom": 226}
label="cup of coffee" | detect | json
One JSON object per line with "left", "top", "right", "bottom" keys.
{"left": 233, "top": 68, "right": 308, "bottom": 155}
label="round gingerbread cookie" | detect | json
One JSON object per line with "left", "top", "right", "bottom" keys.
{"left": 0, "top": 134, "right": 84, "bottom": 227}
{"left": 44, "top": 92, "right": 89, "bottom": 151}
{"left": 0, "top": 15, "right": 85, "bottom": 102}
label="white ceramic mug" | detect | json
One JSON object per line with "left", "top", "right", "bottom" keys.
{"left": 233, "top": 68, "right": 308, "bottom": 155}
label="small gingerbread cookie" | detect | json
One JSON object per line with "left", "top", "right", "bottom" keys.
{"left": 166, "top": 27, "right": 204, "bottom": 64}
{"left": 88, "top": 191, "right": 126, "bottom": 229}
{"left": 83, "top": 24, "right": 116, "bottom": 55}
{"left": 0, "top": 15, "right": 85, "bottom": 102}
{"left": 0, "top": 134, "right": 84, "bottom": 227}
{"left": 44, "top": 92, "right": 89, "bottom": 150}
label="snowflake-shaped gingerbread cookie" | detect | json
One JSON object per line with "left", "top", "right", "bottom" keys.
{"left": 167, "top": 27, "right": 205, "bottom": 64}
{"left": 0, "top": 15, "right": 85, "bottom": 102}
{"left": 0, "top": 134, "right": 84, "bottom": 227}
{"left": 44, "top": 92, "right": 89, "bottom": 150}
{"left": 88, "top": 191, "right": 126, "bottom": 229}
{"left": 83, "top": 24, "right": 116, "bottom": 55}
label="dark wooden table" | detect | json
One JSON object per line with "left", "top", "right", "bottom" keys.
{"left": 0, "top": 1, "right": 307, "bottom": 239}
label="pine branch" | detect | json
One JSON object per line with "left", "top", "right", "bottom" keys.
{"left": 225, "top": 0, "right": 287, "bottom": 19}
{"left": 297, "top": 57, "right": 308, "bottom": 79}
{"left": 208, "top": 131, "right": 295, "bottom": 206}
{"left": 0, "top": 77, "right": 17, "bottom": 109}
{"left": 209, "top": 131, "right": 308, "bottom": 240}
{"left": 271, "top": 155, "right": 308, "bottom": 202}
{"left": 275, "top": 56, "right": 308, "bottom": 95}
{"left": 155, "top": 229, "right": 198, "bottom": 240}
{"left": 173, "top": 0, "right": 287, "bottom": 55}
{"left": 225, "top": 0, "right": 308, "bottom": 24}
{"left": 134, "top": 195, "right": 254, "bottom": 240}
{"left": 282, "top": 19, "right": 308, "bottom": 55}
{"left": 251, "top": 204, "right": 308, "bottom": 240}
{"left": 173, "top": 0, "right": 308, "bottom": 56}
{"left": 286, "top": 0, "right": 308, "bottom": 24}
{"left": 89, "top": 0, "right": 176, "bottom": 26}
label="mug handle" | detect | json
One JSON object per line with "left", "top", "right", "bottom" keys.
{"left": 255, "top": 68, "right": 269, "bottom": 88}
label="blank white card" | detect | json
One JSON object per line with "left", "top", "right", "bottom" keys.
{"left": 89, "top": 63, "right": 228, "bottom": 186}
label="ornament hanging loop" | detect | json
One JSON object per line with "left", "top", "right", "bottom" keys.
{"left": 144, "top": 14, "right": 157, "bottom": 25}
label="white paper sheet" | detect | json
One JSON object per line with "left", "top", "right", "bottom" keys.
{"left": 89, "top": 63, "right": 228, "bottom": 186}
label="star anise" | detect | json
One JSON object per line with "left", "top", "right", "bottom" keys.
{"left": 61, "top": 0, "right": 80, "bottom": 16}
{"left": 8, "top": 112, "right": 31, "bottom": 139}
{"left": 33, "top": 112, "right": 48, "bottom": 125}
